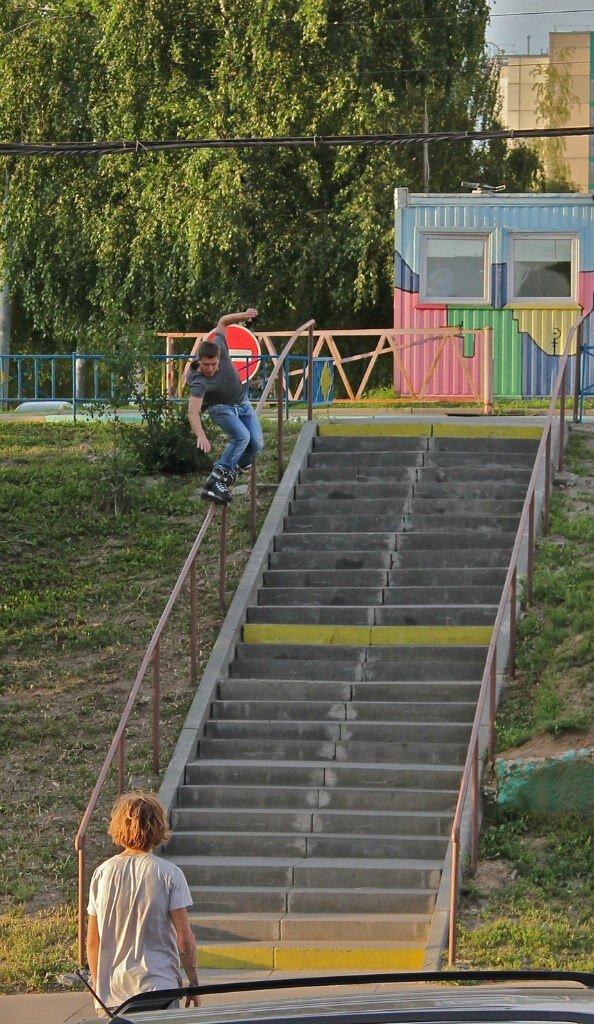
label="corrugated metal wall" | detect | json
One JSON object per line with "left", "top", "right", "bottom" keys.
{"left": 394, "top": 195, "right": 594, "bottom": 398}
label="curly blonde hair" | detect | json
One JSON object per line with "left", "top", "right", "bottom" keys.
{"left": 108, "top": 791, "right": 171, "bottom": 851}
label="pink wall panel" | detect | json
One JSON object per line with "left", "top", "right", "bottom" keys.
{"left": 393, "top": 288, "right": 483, "bottom": 399}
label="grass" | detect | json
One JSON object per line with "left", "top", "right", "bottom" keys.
{"left": 457, "top": 424, "right": 594, "bottom": 971}
{"left": 0, "top": 416, "right": 299, "bottom": 992}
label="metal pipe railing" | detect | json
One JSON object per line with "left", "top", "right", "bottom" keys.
{"left": 74, "top": 318, "right": 315, "bottom": 965}
{"left": 447, "top": 314, "right": 585, "bottom": 965}
{"left": 74, "top": 504, "right": 215, "bottom": 962}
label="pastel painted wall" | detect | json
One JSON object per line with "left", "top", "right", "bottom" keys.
{"left": 394, "top": 192, "right": 594, "bottom": 399}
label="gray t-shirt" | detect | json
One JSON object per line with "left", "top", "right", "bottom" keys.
{"left": 87, "top": 852, "right": 192, "bottom": 1012}
{"left": 188, "top": 329, "right": 245, "bottom": 407}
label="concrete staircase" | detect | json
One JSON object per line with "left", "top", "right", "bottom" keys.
{"left": 162, "top": 421, "right": 542, "bottom": 970}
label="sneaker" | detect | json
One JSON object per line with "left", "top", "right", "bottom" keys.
{"left": 201, "top": 475, "right": 231, "bottom": 506}
{"left": 236, "top": 463, "right": 253, "bottom": 475}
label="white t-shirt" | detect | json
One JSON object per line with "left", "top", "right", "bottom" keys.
{"left": 87, "top": 852, "right": 192, "bottom": 1012}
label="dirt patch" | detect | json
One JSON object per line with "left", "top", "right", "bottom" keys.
{"left": 501, "top": 729, "right": 594, "bottom": 762}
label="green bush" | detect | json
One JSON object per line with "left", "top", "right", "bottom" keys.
{"left": 128, "top": 398, "right": 212, "bottom": 475}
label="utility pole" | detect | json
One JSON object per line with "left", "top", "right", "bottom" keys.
{"left": 423, "top": 98, "right": 430, "bottom": 192}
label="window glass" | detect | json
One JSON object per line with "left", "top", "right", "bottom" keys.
{"left": 513, "top": 237, "right": 572, "bottom": 298}
{"left": 424, "top": 237, "right": 486, "bottom": 299}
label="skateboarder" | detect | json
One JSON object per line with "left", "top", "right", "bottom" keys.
{"left": 187, "top": 308, "right": 264, "bottom": 505}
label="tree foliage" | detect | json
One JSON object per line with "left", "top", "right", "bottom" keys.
{"left": 531, "top": 48, "right": 580, "bottom": 191}
{"left": 0, "top": 0, "right": 543, "bottom": 350}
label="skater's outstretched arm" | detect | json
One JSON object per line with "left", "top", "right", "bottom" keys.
{"left": 215, "top": 308, "right": 258, "bottom": 339}
{"left": 188, "top": 395, "right": 211, "bottom": 452}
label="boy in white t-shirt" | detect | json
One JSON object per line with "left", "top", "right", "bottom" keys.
{"left": 86, "top": 791, "right": 200, "bottom": 1015}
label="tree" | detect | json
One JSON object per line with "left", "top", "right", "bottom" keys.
{"left": 531, "top": 47, "right": 579, "bottom": 191}
{"left": 0, "top": 0, "right": 544, "bottom": 349}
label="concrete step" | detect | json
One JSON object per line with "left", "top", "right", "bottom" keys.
{"left": 167, "top": 855, "right": 443, "bottom": 890}
{"left": 183, "top": 759, "right": 463, "bottom": 790}
{"left": 402, "top": 514, "right": 520, "bottom": 533}
{"left": 397, "top": 530, "right": 515, "bottom": 549}
{"left": 283, "top": 516, "right": 402, "bottom": 533}
{"left": 418, "top": 465, "right": 532, "bottom": 482}
{"left": 246, "top": 605, "right": 497, "bottom": 626}
{"left": 167, "top": 829, "right": 450, "bottom": 859}
{"left": 256, "top": 587, "right": 384, "bottom": 606}
{"left": 275, "top": 532, "right": 395, "bottom": 551}
{"left": 406, "top": 497, "right": 524, "bottom": 516}
{"left": 414, "top": 482, "right": 528, "bottom": 500}
{"left": 389, "top": 567, "right": 507, "bottom": 585}
{"left": 178, "top": 783, "right": 458, "bottom": 812}
{"left": 192, "top": 912, "right": 432, "bottom": 943}
{"left": 307, "top": 452, "right": 421, "bottom": 469}
{"left": 263, "top": 569, "right": 388, "bottom": 587}
{"left": 229, "top": 658, "right": 485, "bottom": 683}
{"left": 313, "top": 437, "right": 428, "bottom": 452}
{"left": 211, "top": 698, "right": 475, "bottom": 724}
{"left": 197, "top": 737, "right": 468, "bottom": 763}
{"left": 301, "top": 466, "right": 414, "bottom": 483}
{"left": 429, "top": 436, "right": 539, "bottom": 453}
{"left": 294, "top": 482, "right": 412, "bottom": 500}
{"left": 218, "top": 678, "right": 480, "bottom": 702}
{"left": 382, "top": 586, "right": 502, "bottom": 604}
{"left": 393, "top": 547, "right": 511, "bottom": 568}
{"left": 204, "top": 719, "right": 471, "bottom": 745}
{"left": 290, "top": 499, "right": 406, "bottom": 516}
{"left": 166, "top": 802, "right": 450, "bottom": 835}
{"left": 268, "top": 550, "right": 393, "bottom": 570}
{"left": 235, "top": 641, "right": 487, "bottom": 667}
{"left": 189, "top": 881, "right": 434, "bottom": 917}
{"left": 421, "top": 451, "right": 535, "bottom": 467}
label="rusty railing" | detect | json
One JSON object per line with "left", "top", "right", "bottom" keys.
{"left": 74, "top": 319, "right": 315, "bottom": 964}
{"left": 447, "top": 317, "right": 584, "bottom": 965}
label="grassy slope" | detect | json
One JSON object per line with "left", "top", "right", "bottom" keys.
{"left": 457, "top": 425, "right": 594, "bottom": 971}
{"left": 0, "top": 418, "right": 299, "bottom": 991}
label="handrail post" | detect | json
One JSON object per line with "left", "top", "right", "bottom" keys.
{"left": 526, "top": 494, "right": 535, "bottom": 604}
{"left": 488, "top": 657, "right": 497, "bottom": 761}
{"left": 558, "top": 366, "right": 566, "bottom": 472}
{"left": 219, "top": 505, "right": 228, "bottom": 612}
{"left": 471, "top": 746, "right": 480, "bottom": 872}
{"left": 543, "top": 431, "right": 552, "bottom": 534}
{"left": 250, "top": 462, "right": 257, "bottom": 546}
{"left": 448, "top": 834, "right": 460, "bottom": 965}
{"left": 190, "top": 558, "right": 197, "bottom": 684}
{"left": 152, "top": 641, "right": 160, "bottom": 773}
{"left": 307, "top": 323, "right": 314, "bottom": 421}
{"left": 572, "top": 322, "right": 583, "bottom": 423}
{"left": 78, "top": 843, "right": 86, "bottom": 966}
{"left": 509, "top": 567, "right": 517, "bottom": 680}
{"left": 277, "top": 362, "right": 284, "bottom": 481}
{"left": 118, "top": 736, "right": 125, "bottom": 794}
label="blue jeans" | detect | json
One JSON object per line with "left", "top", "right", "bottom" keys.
{"left": 207, "top": 400, "right": 264, "bottom": 473}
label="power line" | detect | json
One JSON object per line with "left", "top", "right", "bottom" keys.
{"left": 1, "top": 124, "right": 593, "bottom": 159}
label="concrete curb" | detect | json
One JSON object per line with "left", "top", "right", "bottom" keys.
{"left": 158, "top": 421, "right": 318, "bottom": 816}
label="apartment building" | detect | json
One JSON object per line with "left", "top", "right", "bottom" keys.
{"left": 498, "top": 31, "right": 594, "bottom": 191}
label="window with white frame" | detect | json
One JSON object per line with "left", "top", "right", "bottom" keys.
{"left": 511, "top": 235, "right": 574, "bottom": 300}
{"left": 421, "top": 234, "right": 488, "bottom": 302}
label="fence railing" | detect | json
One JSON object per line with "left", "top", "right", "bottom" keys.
{"left": 447, "top": 317, "right": 584, "bottom": 965}
{"left": 74, "top": 319, "right": 315, "bottom": 964}
{"left": 0, "top": 349, "right": 331, "bottom": 413}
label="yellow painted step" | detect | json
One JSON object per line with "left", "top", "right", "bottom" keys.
{"left": 318, "top": 423, "right": 431, "bottom": 436}
{"left": 198, "top": 943, "right": 424, "bottom": 971}
{"left": 432, "top": 423, "right": 542, "bottom": 439}
{"left": 243, "top": 624, "right": 492, "bottom": 645}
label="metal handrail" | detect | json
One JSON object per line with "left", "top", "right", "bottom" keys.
{"left": 73, "top": 318, "right": 315, "bottom": 964}
{"left": 447, "top": 315, "right": 585, "bottom": 965}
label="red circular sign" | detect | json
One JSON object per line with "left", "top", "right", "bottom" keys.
{"left": 206, "top": 324, "right": 261, "bottom": 383}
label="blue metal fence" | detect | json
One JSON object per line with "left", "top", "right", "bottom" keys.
{"left": 0, "top": 352, "right": 334, "bottom": 415}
